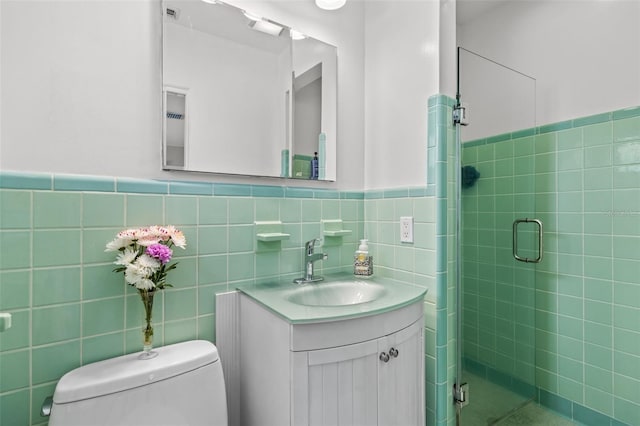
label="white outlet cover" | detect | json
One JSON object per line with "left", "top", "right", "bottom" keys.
{"left": 400, "top": 216, "right": 414, "bottom": 243}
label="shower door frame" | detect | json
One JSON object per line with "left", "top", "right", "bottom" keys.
{"left": 454, "top": 46, "right": 539, "bottom": 424}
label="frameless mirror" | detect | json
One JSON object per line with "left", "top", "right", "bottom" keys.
{"left": 162, "top": 0, "right": 337, "bottom": 181}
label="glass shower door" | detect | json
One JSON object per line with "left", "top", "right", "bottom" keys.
{"left": 456, "top": 47, "right": 538, "bottom": 425}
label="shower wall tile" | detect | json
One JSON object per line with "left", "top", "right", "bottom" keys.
{"left": 33, "top": 267, "right": 81, "bottom": 306}
{"left": 613, "top": 116, "right": 640, "bottom": 141}
{"left": 0, "top": 231, "right": 31, "bottom": 270}
{"left": 82, "top": 332, "right": 125, "bottom": 365}
{"left": 126, "top": 194, "right": 164, "bottom": 226}
{"left": 583, "top": 122, "right": 613, "bottom": 146}
{"left": 0, "top": 351, "right": 30, "bottom": 395}
{"left": 32, "top": 340, "right": 81, "bottom": 385}
{"left": 0, "top": 270, "right": 30, "bottom": 310}
{"left": 82, "top": 298, "right": 125, "bottom": 336}
{"left": 166, "top": 196, "right": 198, "bottom": 225}
{"left": 32, "top": 304, "right": 81, "bottom": 345}
{"left": 33, "top": 230, "right": 81, "bottom": 267}
{"left": 0, "top": 190, "right": 31, "bottom": 229}
{"left": 83, "top": 193, "right": 125, "bottom": 227}
{"left": 462, "top": 104, "right": 640, "bottom": 426}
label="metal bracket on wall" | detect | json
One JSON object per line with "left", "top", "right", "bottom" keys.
{"left": 453, "top": 105, "right": 469, "bottom": 126}
{"left": 453, "top": 382, "right": 470, "bottom": 408}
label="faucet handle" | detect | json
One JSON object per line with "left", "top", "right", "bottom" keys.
{"left": 305, "top": 239, "right": 317, "bottom": 253}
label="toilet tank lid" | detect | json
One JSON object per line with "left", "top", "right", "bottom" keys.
{"left": 53, "top": 340, "right": 220, "bottom": 404}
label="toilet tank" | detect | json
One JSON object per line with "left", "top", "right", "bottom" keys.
{"left": 48, "top": 340, "right": 227, "bottom": 426}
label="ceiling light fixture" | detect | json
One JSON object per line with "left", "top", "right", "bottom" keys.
{"left": 315, "top": 0, "right": 346, "bottom": 10}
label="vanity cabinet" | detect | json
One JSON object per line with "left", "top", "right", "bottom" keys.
{"left": 238, "top": 295, "right": 424, "bottom": 426}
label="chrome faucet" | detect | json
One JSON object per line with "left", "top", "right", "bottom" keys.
{"left": 293, "top": 238, "right": 328, "bottom": 284}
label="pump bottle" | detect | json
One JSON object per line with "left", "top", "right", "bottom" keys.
{"left": 354, "top": 239, "right": 373, "bottom": 277}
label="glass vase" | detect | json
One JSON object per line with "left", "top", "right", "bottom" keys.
{"left": 138, "top": 288, "right": 158, "bottom": 360}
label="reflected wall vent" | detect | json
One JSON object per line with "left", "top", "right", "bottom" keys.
{"left": 166, "top": 8, "right": 180, "bottom": 20}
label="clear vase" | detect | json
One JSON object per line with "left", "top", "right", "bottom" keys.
{"left": 138, "top": 289, "right": 158, "bottom": 360}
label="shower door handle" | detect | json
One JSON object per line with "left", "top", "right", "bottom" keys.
{"left": 512, "top": 218, "right": 543, "bottom": 263}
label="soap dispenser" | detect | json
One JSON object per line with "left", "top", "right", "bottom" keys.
{"left": 354, "top": 239, "right": 373, "bottom": 277}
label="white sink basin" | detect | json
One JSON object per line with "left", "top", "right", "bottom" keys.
{"left": 287, "top": 280, "right": 387, "bottom": 307}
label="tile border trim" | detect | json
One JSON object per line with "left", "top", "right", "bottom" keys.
{"left": 0, "top": 171, "right": 438, "bottom": 200}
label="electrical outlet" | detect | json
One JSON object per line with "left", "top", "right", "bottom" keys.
{"left": 400, "top": 216, "right": 414, "bottom": 243}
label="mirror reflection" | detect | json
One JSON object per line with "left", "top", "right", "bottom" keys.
{"left": 162, "top": 0, "right": 337, "bottom": 181}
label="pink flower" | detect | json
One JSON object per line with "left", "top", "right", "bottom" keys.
{"left": 146, "top": 243, "right": 173, "bottom": 265}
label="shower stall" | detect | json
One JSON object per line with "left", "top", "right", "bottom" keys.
{"left": 452, "top": 42, "right": 640, "bottom": 425}
{"left": 454, "top": 47, "right": 542, "bottom": 425}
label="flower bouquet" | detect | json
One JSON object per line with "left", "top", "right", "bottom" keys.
{"left": 105, "top": 225, "right": 186, "bottom": 359}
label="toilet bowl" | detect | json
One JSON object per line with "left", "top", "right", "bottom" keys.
{"left": 46, "top": 340, "right": 227, "bottom": 426}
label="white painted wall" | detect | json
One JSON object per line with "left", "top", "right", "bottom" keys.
{"left": 1, "top": 0, "right": 161, "bottom": 180}
{"left": 0, "top": 0, "right": 365, "bottom": 189}
{"left": 458, "top": 0, "right": 640, "bottom": 129}
{"left": 363, "top": 1, "right": 440, "bottom": 190}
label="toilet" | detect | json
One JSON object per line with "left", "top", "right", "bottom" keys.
{"left": 46, "top": 340, "right": 228, "bottom": 426}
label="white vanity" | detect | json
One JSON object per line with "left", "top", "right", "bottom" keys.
{"left": 217, "top": 275, "right": 427, "bottom": 426}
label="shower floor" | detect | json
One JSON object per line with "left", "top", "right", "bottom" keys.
{"left": 459, "top": 372, "right": 576, "bottom": 426}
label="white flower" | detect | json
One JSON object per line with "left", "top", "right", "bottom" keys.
{"left": 137, "top": 236, "right": 161, "bottom": 247}
{"left": 117, "top": 228, "right": 141, "bottom": 240}
{"left": 168, "top": 227, "right": 187, "bottom": 249}
{"left": 114, "top": 248, "right": 138, "bottom": 266}
{"left": 136, "top": 278, "right": 156, "bottom": 290}
{"left": 125, "top": 263, "right": 148, "bottom": 287}
{"left": 105, "top": 237, "right": 132, "bottom": 252}
{"left": 136, "top": 254, "right": 161, "bottom": 271}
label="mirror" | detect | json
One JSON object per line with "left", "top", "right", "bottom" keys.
{"left": 162, "top": 0, "right": 337, "bottom": 181}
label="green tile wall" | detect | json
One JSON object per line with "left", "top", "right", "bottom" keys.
{"left": 0, "top": 175, "right": 374, "bottom": 426}
{"left": 364, "top": 193, "right": 438, "bottom": 425}
{"left": 0, "top": 102, "right": 451, "bottom": 425}
{"left": 461, "top": 106, "right": 640, "bottom": 426}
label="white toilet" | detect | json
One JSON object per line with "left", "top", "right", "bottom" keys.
{"left": 46, "top": 340, "right": 228, "bottom": 426}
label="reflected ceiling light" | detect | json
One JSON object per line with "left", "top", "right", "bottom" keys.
{"left": 249, "top": 20, "right": 284, "bottom": 36}
{"left": 290, "top": 29, "right": 307, "bottom": 40}
{"left": 244, "top": 12, "right": 284, "bottom": 36}
{"left": 201, "top": 0, "right": 219, "bottom": 4}
{"left": 315, "top": 0, "right": 346, "bottom": 10}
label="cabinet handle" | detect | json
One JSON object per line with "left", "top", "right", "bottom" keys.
{"left": 379, "top": 352, "right": 390, "bottom": 362}
{"left": 389, "top": 347, "right": 399, "bottom": 358}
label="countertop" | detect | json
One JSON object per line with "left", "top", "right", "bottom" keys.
{"left": 236, "top": 273, "right": 427, "bottom": 324}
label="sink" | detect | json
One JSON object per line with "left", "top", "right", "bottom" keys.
{"left": 287, "top": 280, "right": 387, "bottom": 307}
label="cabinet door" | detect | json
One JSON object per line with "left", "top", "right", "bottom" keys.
{"left": 377, "top": 320, "right": 424, "bottom": 426}
{"left": 296, "top": 339, "right": 380, "bottom": 426}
